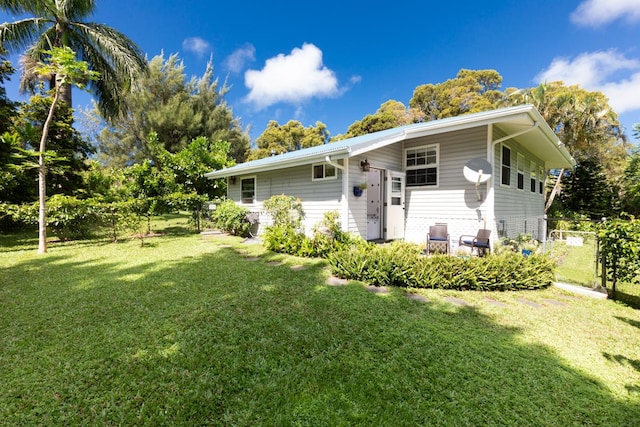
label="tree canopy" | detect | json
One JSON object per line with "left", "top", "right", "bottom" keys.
{"left": 409, "top": 69, "right": 504, "bottom": 120}
{"left": 332, "top": 100, "right": 424, "bottom": 141}
{"left": 249, "top": 120, "right": 329, "bottom": 160}
{"left": 0, "top": 0, "right": 148, "bottom": 120}
{"left": 89, "top": 53, "right": 250, "bottom": 167}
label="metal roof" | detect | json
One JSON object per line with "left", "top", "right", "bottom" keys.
{"left": 205, "top": 105, "right": 574, "bottom": 178}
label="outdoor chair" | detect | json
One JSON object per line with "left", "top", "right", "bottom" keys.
{"left": 458, "top": 229, "right": 491, "bottom": 256}
{"left": 426, "top": 223, "right": 450, "bottom": 254}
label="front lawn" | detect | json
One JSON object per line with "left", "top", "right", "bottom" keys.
{"left": 0, "top": 232, "right": 638, "bottom": 425}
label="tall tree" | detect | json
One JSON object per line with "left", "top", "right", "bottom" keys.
{"left": 0, "top": 0, "right": 147, "bottom": 121}
{"left": 33, "top": 46, "right": 98, "bottom": 253}
{"left": 249, "top": 120, "right": 329, "bottom": 160}
{"left": 11, "top": 93, "right": 93, "bottom": 200}
{"left": 89, "top": 53, "right": 250, "bottom": 166}
{"left": 409, "top": 69, "right": 503, "bottom": 121}
{"left": 504, "top": 82, "right": 629, "bottom": 212}
{"left": 332, "top": 100, "right": 424, "bottom": 140}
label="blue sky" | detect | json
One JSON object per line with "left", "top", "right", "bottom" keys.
{"left": 2, "top": 0, "right": 640, "bottom": 144}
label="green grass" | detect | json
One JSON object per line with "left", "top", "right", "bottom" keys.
{"left": 549, "top": 239, "right": 600, "bottom": 286}
{"left": 1, "top": 230, "right": 639, "bottom": 425}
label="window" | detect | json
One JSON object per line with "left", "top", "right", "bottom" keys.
{"left": 530, "top": 161, "right": 537, "bottom": 193}
{"left": 240, "top": 177, "right": 256, "bottom": 204}
{"left": 539, "top": 166, "right": 545, "bottom": 194}
{"left": 391, "top": 176, "right": 402, "bottom": 205}
{"left": 312, "top": 163, "right": 337, "bottom": 181}
{"left": 405, "top": 144, "right": 438, "bottom": 187}
{"left": 501, "top": 145, "right": 511, "bottom": 186}
{"left": 517, "top": 153, "right": 525, "bottom": 190}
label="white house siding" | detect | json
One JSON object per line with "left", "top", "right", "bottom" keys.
{"left": 228, "top": 164, "right": 342, "bottom": 235}
{"left": 347, "top": 145, "right": 403, "bottom": 238}
{"left": 493, "top": 130, "right": 547, "bottom": 240}
{"left": 403, "top": 127, "right": 490, "bottom": 249}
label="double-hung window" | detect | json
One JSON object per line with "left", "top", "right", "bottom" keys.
{"left": 312, "top": 163, "right": 337, "bottom": 181}
{"left": 405, "top": 144, "right": 438, "bottom": 187}
{"left": 530, "top": 161, "right": 537, "bottom": 193}
{"left": 501, "top": 145, "right": 511, "bottom": 186}
{"left": 240, "top": 177, "right": 256, "bottom": 204}
{"left": 517, "top": 153, "right": 525, "bottom": 190}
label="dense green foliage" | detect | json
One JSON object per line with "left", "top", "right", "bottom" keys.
{"left": 90, "top": 54, "right": 249, "bottom": 167}
{"left": 332, "top": 100, "right": 424, "bottom": 141}
{"left": 211, "top": 199, "right": 250, "bottom": 236}
{"left": 0, "top": 0, "right": 147, "bottom": 120}
{"left": 249, "top": 120, "right": 329, "bottom": 160}
{"left": 328, "top": 242, "right": 555, "bottom": 290}
{"left": 598, "top": 217, "right": 640, "bottom": 292}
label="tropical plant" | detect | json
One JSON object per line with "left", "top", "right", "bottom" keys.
{"left": 32, "top": 46, "right": 98, "bottom": 253}
{"left": 0, "top": 0, "right": 147, "bottom": 120}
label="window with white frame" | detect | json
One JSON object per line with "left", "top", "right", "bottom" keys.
{"left": 240, "top": 177, "right": 256, "bottom": 204}
{"left": 530, "top": 161, "right": 537, "bottom": 193}
{"left": 405, "top": 144, "right": 438, "bottom": 187}
{"left": 312, "top": 163, "right": 337, "bottom": 181}
{"left": 501, "top": 145, "right": 511, "bottom": 186}
{"left": 517, "top": 153, "right": 525, "bottom": 190}
{"left": 539, "top": 166, "right": 545, "bottom": 194}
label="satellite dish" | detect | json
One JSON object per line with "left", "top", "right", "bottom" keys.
{"left": 463, "top": 158, "right": 492, "bottom": 201}
{"left": 463, "top": 158, "right": 492, "bottom": 183}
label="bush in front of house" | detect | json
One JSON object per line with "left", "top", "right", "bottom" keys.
{"left": 328, "top": 241, "right": 555, "bottom": 291}
{"left": 211, "top": 199, "right": 250, "bottom": 237}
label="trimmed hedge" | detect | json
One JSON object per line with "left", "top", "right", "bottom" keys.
{"left": 327, "top": 241, "right": 555, "bottom": 291}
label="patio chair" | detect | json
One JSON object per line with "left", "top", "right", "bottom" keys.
{"left": 458, "top": 229, "right": 491, "bottom": 256}
{"left": 426, "top": 223, "right": 450, "bottom": 254}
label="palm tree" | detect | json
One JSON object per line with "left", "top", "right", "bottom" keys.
{"left": 0, "top": 0, "right": 147, "bottom": 121}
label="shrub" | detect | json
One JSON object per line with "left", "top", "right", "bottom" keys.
{"left": 262, "top": 194, "right": 304, "bottom": 230}
{"left": 598, "top": 217, "right": 640, "bottom": 293}
{"left": 211, "top": 199, "right": 250, "bottom": 237}
{"left": 328, "top": 243, "right": 555, "bottom": 291}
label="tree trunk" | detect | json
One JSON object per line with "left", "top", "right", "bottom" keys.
{"left": 38, "top": 88, "right": 61, "bottom": 254}
{"left": 545, "top": 168, "right": 564, "bottom": 213}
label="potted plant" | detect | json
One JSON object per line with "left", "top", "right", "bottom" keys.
{"left": 353, "top": 182, "right": 367, "bottom": 197}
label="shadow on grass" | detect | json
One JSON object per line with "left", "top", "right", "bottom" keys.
{"left": 0, "top": 237, "right": 638, "bottom": 425}
{"left": 610, "top": 290, "right": 640, "bottom": 310}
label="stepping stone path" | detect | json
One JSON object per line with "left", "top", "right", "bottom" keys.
{"left": 243, "top": 257, "right": 261, "bottom": 261}
{"left": 444, "top": 296, "right": 471, "bottom": 306}
{"left": 265, "top": 261, "right": 283, "bottom": 266}
{"left": 541, "top": 298, "right": 566, "bottom": 306}
{"left": 517, "top": 298, "right": 543, "bottom": 308}
{"left": 326, "top": 276, "right": 348, "bottom": 286}
{"left": 484, "top": 297, "right": 508, "bottom": 307}
{"left": 366, "top": 285, "right": 388, "bottom": 294}
{"left": 290, "top": 265, "right": 307, "bottom": 271}
{"left": 405, "top": 293, "right": 429, "bottom": 303}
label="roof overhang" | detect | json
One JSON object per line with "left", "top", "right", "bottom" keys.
{"left": 205, "top": 104, "right": 575, "bottom": 179}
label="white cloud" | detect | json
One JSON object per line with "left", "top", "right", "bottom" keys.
{"left": 244, "top": 43, "right": 340, "bottom": 110}
{"left": 182, "top": 37, "right": 211, "bottom": 58}
{"left": 224, "top": 44, "right": 256, "bottom": 73}
{"left": 535, "top": 50, "right": 640, "bottom": 114}
{"left": 571, "top": 0, "right": 640, "bottom": 27}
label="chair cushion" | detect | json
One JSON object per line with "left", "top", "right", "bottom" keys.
{"left": 474, "top": 242, "right": 490, "bottom": 248}
{"left": 429, "top": 237, "right": 447, "bottom": 241}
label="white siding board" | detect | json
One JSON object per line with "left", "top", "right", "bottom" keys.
{"left": 404, "top": 127, "right": 490, "bottom": 246}
{"left": 492, "top": 128, "right": 547, "bottom": 239}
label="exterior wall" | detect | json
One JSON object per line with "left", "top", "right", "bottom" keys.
{"left": 493, "top": 128, "right": 547, "bottom": 240}
{"left": 403, "top": 127, "right": 490, "bottom": 249}
{"left": 347, "top": 144, "right": 403, "bottom": 238}
{"left": 227, "top": 163, "right": 343, "bottom": 235}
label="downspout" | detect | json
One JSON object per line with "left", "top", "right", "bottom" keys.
{"left": 326, "top": 156, "right": 349, "bottom": 232}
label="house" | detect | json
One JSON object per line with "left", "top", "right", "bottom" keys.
{"left": 205, "top": 105, "right": 574, "bottom": 250}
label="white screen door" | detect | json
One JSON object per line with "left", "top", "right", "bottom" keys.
{"left": 385, "top": 170, "right": 405, "bottom": 240}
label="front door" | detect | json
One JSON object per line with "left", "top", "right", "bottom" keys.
{"left": 385, "top": 170, "right": 405, "bottom": 240}
{"left": 366, "top": 169, "right": 382, "bottom": 240}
